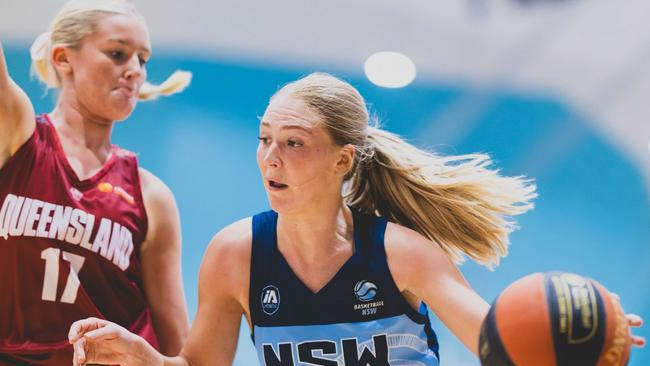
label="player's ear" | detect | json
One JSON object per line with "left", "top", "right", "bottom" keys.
{"left": 335, "top": 144, "right": 355, "bottom": 176}
{"left": 51, "top": 45, "right": 73, "bottom": 76}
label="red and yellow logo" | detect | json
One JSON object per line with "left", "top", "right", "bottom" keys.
{"left": 97, "top": 182, "right": 135, "bottom": 205}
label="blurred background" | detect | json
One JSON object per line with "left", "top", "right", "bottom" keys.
{"left": 1, "top": 0, "right": 648, "bottom": 364}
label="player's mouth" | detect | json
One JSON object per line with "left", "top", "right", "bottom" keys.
{"left": 115, "top": 85, "right": 136, "bottom": 98}
{"left": 268, "top": 180, "right": 288, "bottom": 191}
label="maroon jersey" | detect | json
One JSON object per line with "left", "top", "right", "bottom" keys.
{"left": 0, "top": 115, "right": 158, "bottom": 365}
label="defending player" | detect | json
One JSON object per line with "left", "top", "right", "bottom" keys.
{"left": 0, "top": 0, "right": 191, "bottom": 364}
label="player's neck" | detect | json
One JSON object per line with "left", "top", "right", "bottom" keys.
{"left": 49, "top": 102, "right": 114, "bottom": 158}
{"left": 277, "top": 201, "right": 354, "bottom": 264}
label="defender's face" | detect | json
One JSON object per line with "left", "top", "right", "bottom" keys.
{"left": 63, "top": 14, "right": 151, "bottom": 122}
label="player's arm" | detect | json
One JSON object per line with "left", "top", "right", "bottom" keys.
{"left": 178, "top": 218, "right": 252, "bottom": 366}
{"left": 138, "top": 168, "right": 190, "bottom": 355}
{"left": 0, "top": 41, "right": 36, "bottom": 168}
{"left": 69, "top": 219, "right": 252, "bottom": 366}
{"left": 385, "top": 223, "right": 489, "bottom": 356}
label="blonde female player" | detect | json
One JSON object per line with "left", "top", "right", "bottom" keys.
{"left": 0, "top": 0, "right": 191, "bottom": 364}
{"left": 68, "top": 73, "right": 644, "bottom": 365}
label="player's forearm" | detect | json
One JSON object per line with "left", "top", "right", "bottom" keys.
{"left": 0, "top": 41, "right": 13, "bottom": 90}
{"left": 125, "top": 335, "right": 169, "bottom": 366}
{"left": 0, "top": 41, "right": 8, "bottom": 82}
{"left": 161, "top": 352, "right": 196, "bottom": 366}
{"left": 126, "top": 336, "right": 193, "bottom": 366}
{"left": 161, "top": 356, "right": 191, "bottom": 366}
{"left": 0, "top": 41, "right": 30, "bottom": 120}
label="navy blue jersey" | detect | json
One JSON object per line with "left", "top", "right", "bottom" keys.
{"left": 250, "top": 209, "right": 440, "bottom": 366}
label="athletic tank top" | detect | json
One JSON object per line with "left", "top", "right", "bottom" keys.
{"left": 0, "top": 115, "right": 158, "bottom": 365}
{"left": 250, "top": 209, "right": 440, "bottom": 365}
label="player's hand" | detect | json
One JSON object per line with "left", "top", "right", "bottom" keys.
{"left": 625, "top": 313, "right": 645, "bottom": 347}
{"left": 68, "top": 317, "right": 142, "bottom": 366}
{"left": 610, "top": 293, "right": 646, "bottom": 347}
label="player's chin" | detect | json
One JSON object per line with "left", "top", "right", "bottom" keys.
{"left": 108, "top": 100, "right": 138, "bottom": 121}
{"left": 266, "top": 195, "right": 295, "bottom": 214}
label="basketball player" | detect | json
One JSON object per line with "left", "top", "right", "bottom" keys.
{"left": 68, "top": 73, "right": 644, "bottom": 365}
{"left": 0, "top": 0, "right": 191, "bottom": 364}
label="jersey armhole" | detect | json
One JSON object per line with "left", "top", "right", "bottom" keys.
{"left": 379, "top": 220, "right": 429, "bottom": 325}
{"left": 249, "top": 213, "right": 263, "bottom": 336}
{"left": 0, "top": 117, "right": 42, "bottom": 177}
{"left": 132, "top": 162, "right": 150, "bottom": 249}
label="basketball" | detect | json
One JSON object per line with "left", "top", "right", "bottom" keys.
{"left": 479, "top": 272, "right": 631, "bottom": 366}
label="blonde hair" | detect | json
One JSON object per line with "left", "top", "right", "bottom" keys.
{"left": 30, "top": 0, "right": 190, "bottom": 100}
{"left": 276, "top": 72, "right": 537, "bottom": 268}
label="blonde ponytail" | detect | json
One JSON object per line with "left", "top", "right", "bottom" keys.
{"left": 138, "top": 70, "right": 192, "bottom": 101}
{"left": 346, "top": 127, "right": 537, "bottom": 268}
{"left": 30, "top": 32, "right": 58, "bottom": 88}
{"left": 279, "top": 72, "right": 537, "bottom": 269}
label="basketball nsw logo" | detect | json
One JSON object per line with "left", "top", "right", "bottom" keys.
{"left": 353, "top": 280, "right": 384, "bottom": 316}
{"left": 354, "top": 280, "right": 377, "bottom": 302}
{"left": 261, "top": 285, "right": 280, "bottom": 315}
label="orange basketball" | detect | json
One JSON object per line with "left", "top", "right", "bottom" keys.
{"left": 479, "top": 272, "right": 631, "bottom": 366}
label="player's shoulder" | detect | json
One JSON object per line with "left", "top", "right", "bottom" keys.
{"left": 384, "top": 221, "right": 450, "bottom": 276}
{"left": 204, "top": 217, "right": 253, "bottom": 267}
{"left": 384, "top": 222, "right": 432, "bottom": 252}
{"left": 137, "top": 167, "right": 176, "bottom": 209}
{"left": 138, "top": 167, "right": 166, "bottom": 193}
{"left": 198, "top": 217, "right": 253, "bottom": 302}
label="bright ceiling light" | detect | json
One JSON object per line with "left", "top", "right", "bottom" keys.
{"left": 364, "top": 51, "right": 416, "bottom": 88}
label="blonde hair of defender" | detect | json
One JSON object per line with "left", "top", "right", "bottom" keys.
{"left": 275, "top": 72, "right": 538, "bottom": 269}
{"left": 30, "top": 0, "right": 191, "bottom": 100}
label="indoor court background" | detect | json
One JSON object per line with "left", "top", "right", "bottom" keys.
{"left": 1, "top": 0, "right": 648, "bottom": 364}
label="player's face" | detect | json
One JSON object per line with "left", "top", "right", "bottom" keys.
{"left": 62, "top": 14, "right": 150, "bottom": 122}
{"left": 257, "top": 94, "right": 347, "bottom": 214}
